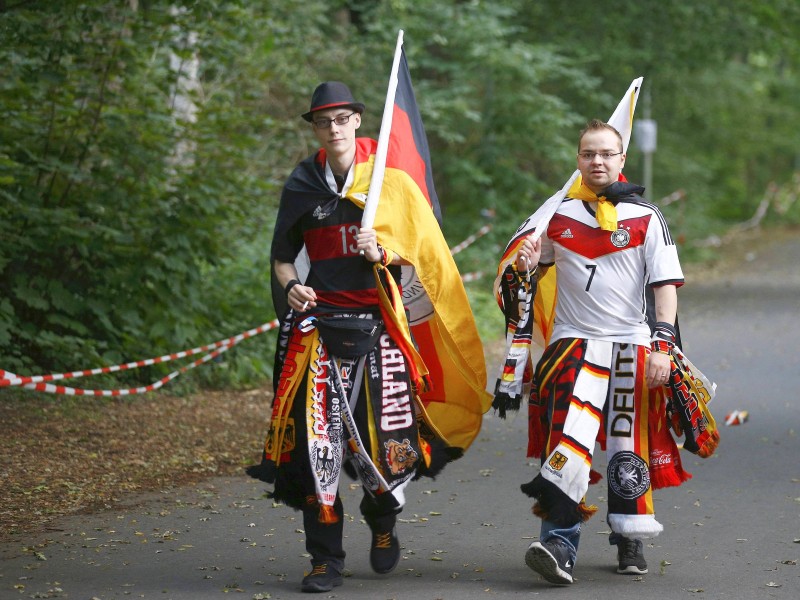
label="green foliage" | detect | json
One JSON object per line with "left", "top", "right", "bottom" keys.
{"left": 353, "top": 0, "right": 594, "bottom": 244}
{"left": 1, "top": 0, "right": 798, "bottom": 391}
{"left": 519, "top": 0, "right": 800, "bottom": 218}
{"left": 0, "top": 1, "right": 281, "bottom": 384}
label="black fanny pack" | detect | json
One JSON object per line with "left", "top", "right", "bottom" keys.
{"left": 315, "top": 316, "right": 384, "bottom": 358}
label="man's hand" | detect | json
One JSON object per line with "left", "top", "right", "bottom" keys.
{"left": 286, "top": 280, "right": 317, "bottom": 312}
{"left": 357, "top": 227, "right": 382, "bottom": 263}
{"left": 646, "top": 350, "right": 672, "bottom": 388}
{"left": 275, "top": 259, "right": 317, "bottom": 313}
{"left": 515, "top": 234, "right": 542, "bottom": 273}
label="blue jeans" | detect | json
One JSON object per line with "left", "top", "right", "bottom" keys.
{"left": 540, "top": 520, "right": 581, "bottom": 564}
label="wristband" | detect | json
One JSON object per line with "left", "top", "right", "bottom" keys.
{"left": 651, "top": 321, "right": 677, "bottom": 344}
{"left": 284, "top": 278, "right": 301, "bottom": 298}
{"left": 651, "top": 320, "right": 676, "bottom": 355}
{"left": 375, "top": 244, "right": 394, "bottom": 265}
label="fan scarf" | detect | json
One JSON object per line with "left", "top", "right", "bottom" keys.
{"left": 493, "top": 183, "right": 720, "bottom": 463}
{"left": 569, "top": 182, "right": 622, "bottom": 231}
{"left": 252, "top": 137, "right": 490, "bottom": 518}
{"left": 493, "top": 265, "right": 535, "bottom": 417}
{"left": 261, "top": 316, "right": 426, "bottom": 522}
{"left": 521, "top": 339, "right": 694, "bottom": 538}
{"left": 666, "top": 345, "right": 719, "bottom": 457}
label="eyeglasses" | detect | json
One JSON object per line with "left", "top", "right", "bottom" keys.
{"left": 312, "top": 112, "right": 357, "bottom": 129}
{"left": 578, "top": 151, "right": 623, "bottom": 161}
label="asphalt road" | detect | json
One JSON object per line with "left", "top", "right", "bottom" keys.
{"left": 2, "top": 232, "right": 799, "bottom": 600}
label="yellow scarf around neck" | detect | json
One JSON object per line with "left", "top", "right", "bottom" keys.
{"left": 569, "top": 182, "right": 618, "bottom": 231}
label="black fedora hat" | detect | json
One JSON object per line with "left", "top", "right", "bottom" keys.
{"left": 301, "top": 81, "right": 366, "bottom": 122}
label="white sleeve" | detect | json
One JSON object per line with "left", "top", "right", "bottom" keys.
{"left": 645, "top": 207, "right": 684, "bottom": 285}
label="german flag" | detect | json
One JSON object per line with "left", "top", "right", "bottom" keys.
{"left": 384, "top": 50, "right": 440, "bottom": 215}
{"left": 347, "top": 39, "right": 491, "bottom": 450}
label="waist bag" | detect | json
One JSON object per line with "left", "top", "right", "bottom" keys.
{"left": 315, "top": 316, "right": 384, "bottom": 358}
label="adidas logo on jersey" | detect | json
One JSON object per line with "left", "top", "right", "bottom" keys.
{"left": 560, "top": 228, "right": 574, "bottom": 239}
{"left": 312, "top": 205, "right": 331, "bottom": 220}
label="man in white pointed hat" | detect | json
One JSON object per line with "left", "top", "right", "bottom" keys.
{"left": 511, "top": 119, "right": 685, "bottom": 585}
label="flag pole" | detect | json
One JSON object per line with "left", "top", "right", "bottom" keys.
{"left": 519, "top": 77, "right": 643, "bottom": 244}
{"left": 361, "top": 29, "right": 404, "bottom": 230}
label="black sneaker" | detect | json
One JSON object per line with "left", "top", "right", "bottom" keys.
{"left": 525, "top": 539, "right": 574, "bottom": 585}
{"left": 616, "top": 537, "right": 648, "bottom": 574}
{"left": 370, "top": 526, "right": 401, "bottom": 574}
{"left": 301, "top": 563, "right": 343, "bottom": 593}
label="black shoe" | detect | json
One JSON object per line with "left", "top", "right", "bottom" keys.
{"left": 301, "top": 563, "right": 343, "bottom": 593}
{"left": 370, "top": 526, "right": 401, "bottom": 574}
{"left": 616, "top": 537, "right": 648, "bottom": 574}
{"left": 525, "top": 539, "right": 574, "bottom": 585}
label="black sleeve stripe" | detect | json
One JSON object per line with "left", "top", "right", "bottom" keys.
{"left": 651, "top": 278, "right": 685, "bottom": 287}
{"left": 629, "top": 200, "right": 674, "bottom": 245}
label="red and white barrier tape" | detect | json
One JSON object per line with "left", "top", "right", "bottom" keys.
{"left": 2, "top": 344, "right": 232, "bottom": 397}
{"left": 0, "top": 319, "right": 279, "bottom": 396}
{"left": 450, "top": 223, "right": 492, "bottom": 256}
{"left": 460, "top": 271, "right": 485, "bottom": 283}
{"left": 0, "top": 220, "right": 496, "bottom": 397}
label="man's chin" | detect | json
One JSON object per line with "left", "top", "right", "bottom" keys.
{"left": 587, "top": 177, "right": 611, "bottom": 190}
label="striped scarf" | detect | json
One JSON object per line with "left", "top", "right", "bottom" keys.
{"left": 492, "top": 265, "right": 535, "bottom": 416}
{"left": 666, "top": 346, "right": 719, "bottom": 458}
{"left": 522, "top": 338, "right": 692, "bottom": 538}
{"left": 258, "top": 317, "right": 424, "bottom": 523}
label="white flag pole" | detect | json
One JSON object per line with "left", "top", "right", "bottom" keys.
{"left": 361, "top": 29, "right": 404, "bottom": 230}
{"left": 523, "top": 77, "right": 643, "bottom": 244}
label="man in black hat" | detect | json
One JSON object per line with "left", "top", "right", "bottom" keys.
{"left": 297, "top": 81, "right": 367, "bottom": 190}
{"left": 249, "top": 81, "right": 442, "bottom": 593}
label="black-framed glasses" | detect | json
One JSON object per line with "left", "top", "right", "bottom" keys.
{"left": 312, "top": 112, "right": 357, "bottom": 129}
{"left": 578, "top": 151, "right": 623, "bottom": 161}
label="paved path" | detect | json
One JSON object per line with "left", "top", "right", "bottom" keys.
{"left": 2, "top": 232, "right": 799, "bottom": 599}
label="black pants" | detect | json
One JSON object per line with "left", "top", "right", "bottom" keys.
{"left": 293, "top": 367, "right": 402, "bottom": 570}
{"left": 302, "top": 489, "right": 399, "bottom": 572}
